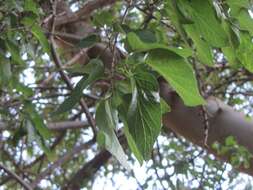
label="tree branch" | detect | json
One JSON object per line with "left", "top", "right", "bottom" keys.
{"left": 55, "top": 0, "right": 118, "bottom": 26}
{"left": 62, "top": 150, "right": 111, "bottom": 190}
{"left": 49, "top": 9, "right": 97, "bottom": 136}
{"left": 0, "top": 163, "right": 33, "bottom": 190}
{"left": 159, "top": 79, "right": 253, "bottom": 176}
{"left": 0, "top": 121, "right": 89, "bottom": 131}
{"left": 31, "top": 139, "right": 95, "bottom": 188}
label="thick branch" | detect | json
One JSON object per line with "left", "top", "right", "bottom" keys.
{"left": 55, "top": 0, "right": 118, "bottom": 26}
{"left": 62, "top": 150, "right": 111, "bottom": 190}
{"left": 159, "top": 80, "right": 253, "bottom": 176}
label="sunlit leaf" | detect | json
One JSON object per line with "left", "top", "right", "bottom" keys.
{"left": 127, "top": 32, "right": 192, "bottom": 58}
{"left": 146, "top": 49, "right": 205, "bottom": 106}
{"left": 184, "top": 25, "right": 214, "bottom": 66}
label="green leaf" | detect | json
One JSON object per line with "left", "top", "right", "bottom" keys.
{"left": 93, "top": 11, "right": 114, "bottom": 27}
{"left": 117, "top": 93, "right": 144, "bottom": 164}
{"left": 127, "top": 32, "right": 192, "bottom": 58}
{"left": 22, "top": 17, "right": 50, "bottom": 54}
{"left": 12, "top": 80, "right": 34, "bottom": 97}
{"left": 24, "top": 0, "right": 38, "bottom": 14}
{"left": 26, "top": 119, "right": 55, "bottom": 161}
{"left": 96, "top": 99, "right": 130, "bottom": 170}
{"left": 55, "top": 59, "right": 104, "bottom": 115}
{"left": 134, "top": 71, "right": 158, "bottom": 92}
{"left": 221, "top": 21, "right": 240, "bottom": 67}
{"left": 135, "top": 29, "right": 157, "bottom": 43}
{"left": 146, "top": 49, "right": 205, "bottom": 106}
{"left": 161, "top": 99, "right": 171, "bottom": 114}
{"left": 226, "top": 0, "right": 250, "bottom": 10}
{"left": 5, "top": 39, "right": 24, "bottom": 65}
{"left": 77, "top": 34, "right": 100, "bottom": 48}
{"left": 123, "top": 126, "right": 144, "bottom": 164}
{"left": 184, "top": 25, "right": 214, "bottom": 66}
{"left": 96, "top": 131, "right": 106, "bottom": 147}
{"left": 236, "top": 9, "right": 253, "bottom": 35}
{"left": 236, "top": 33, "right": 253, "bottom": 72}
{"left": 0, "top": 60, "right": 11, "bottom": 86}
{"left": 188, "top": 0, "right": 228, "bottom": 47}
{"left": 31, "top": 24, "right": 50, "bottom": 54}
{"left": 127, "top": 87, "right": 162, "bottom": 159}
{"left": 164, "top": 0, "right": 191, "bottom": 44}
{"left": 24, "top": 102, "right": 51, "bottom": 139}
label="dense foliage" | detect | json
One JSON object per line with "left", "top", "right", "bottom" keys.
{"left": 1, "top": 0, "right": 253, "bottom": 189}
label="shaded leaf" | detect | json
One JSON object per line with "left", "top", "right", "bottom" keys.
{"left": 96, "top": 99, "right": 130, "bottom": 170}
{"left": 127, "top": 88, "right": 162, "bottom": 159}
{"left": 77, "top": 34, "right": 100, "bottom": 48}
{"left": 22, "top": 17, "right": 50, "bottom": 54}
{"left": 24, "top": 102, "right": 51, "bottom": 139}
{"left": 55, "top": 59, "right": 104, "bottom": 114}
{"left": 5, "top": 39, "right": 24, "bottom": 65}
{"left": 26, "top": 119, "right": 55, "bottom": 161}
{"left": 24, "top": 0, "right": 38, "bottom": 14}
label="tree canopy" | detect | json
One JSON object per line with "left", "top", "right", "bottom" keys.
{"left": 1, "top": 0, "right": 253, "bottom": 189}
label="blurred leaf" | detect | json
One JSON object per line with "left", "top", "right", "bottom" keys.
{"left": 13, "top": 81, "right": 34, "bottom": 97}
{"left": 226, "top": 0, "right": 250, "bottom": 9}
{"left": 93, "top": 11, "right": 114, "bottom": 27}
{"left": 77, "top": 34, "right": 100, "bottom": 48}
{"left": 24, "top": 102, "right": 51, "bottom": 139}
{"left": 24, "top": 0, "right": 38, "bottom": 14}
{"left": 236, "top": 9, "right": 253, "bottom": 35}
{"left": 22, "top": 17, "right": 50, "bottom": 54}
{"left": 0, "top": 60, "right": 11, "bottom": 86}
{"left": 135, "top": 29, "right": 157, "bottom": 43}
{"left": 12, "top": 120, "right": 26, "bottom": 146}
{"left": 5, "top": 39, "right": 24, "bottom": 65}
{"left": 237, "top": 33, "right": 253, "bottom": 72}
{"left": 26, "top": 119, "right": 55, "bottom": 161}
{"left": 161, "top": 99, "right": 171, "bottom": 114}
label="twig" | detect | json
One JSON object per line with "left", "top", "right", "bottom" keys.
{"left": 49, "top": 1, "right": 97, "bottom": 136}
{"left": 110, "top": 1, "right": 131, "bottom": 86}
{"left": 0, "top": 163, "right": 33, "bottom": 190}
{"left": 30, "top": 139, "right": 95, "bottom": 188}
